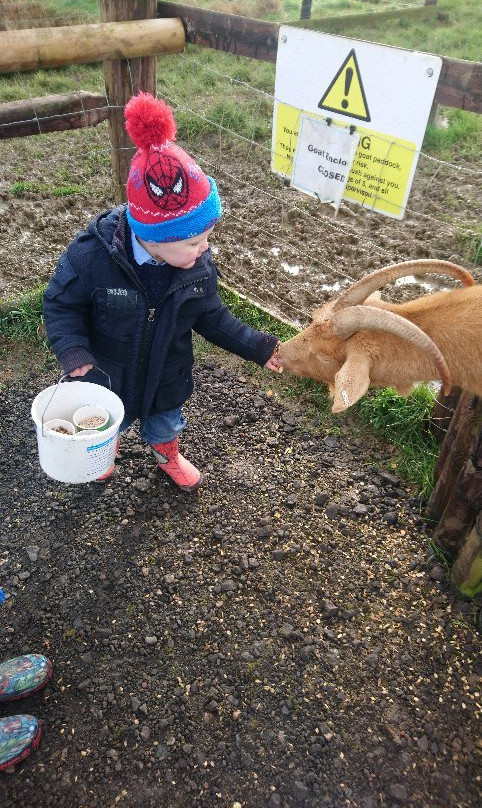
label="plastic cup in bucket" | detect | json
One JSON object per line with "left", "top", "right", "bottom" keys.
{"left": 73, "top": 405, "right": 110, "bottom": 432}
{"left": 31, "top": 376, "right": 124, "bottom": 484}
{"left": 44, "top": 418, "right": 76, "bottom": 436}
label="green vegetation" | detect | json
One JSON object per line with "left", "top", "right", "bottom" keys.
{"left": 0, "top": 286, "right": 46, "bottom": 343}
{"left": 0, "top": 64, "right": 104, "bottom": 102}
{"left": 219, "top": 285, "right": 296, "bottom": 342}
{"left": 423, "top": 108, "right": 482, "bottom": 163}
{"left": 10, "top": 180, "right": 83, "bottom": 197}
{"left": 355, "top": 385, "right": 440, "bottom": 495}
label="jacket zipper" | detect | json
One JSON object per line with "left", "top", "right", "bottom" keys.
{"left": 110, "top": 252, "right": 154, "bottom": 415}
{"left": 135, "top": 306, "right": 156, "bottom": 414}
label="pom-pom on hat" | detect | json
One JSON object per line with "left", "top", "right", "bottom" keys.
{"left": 124, "top": 92, "right": 222, "bottom": 243}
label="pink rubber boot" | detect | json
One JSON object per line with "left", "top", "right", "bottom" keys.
{"left": 151, "top": 438, "right": 202, "bottom": 492}
{"left": 95, "top": 439, "right": 120, "bottom": 482}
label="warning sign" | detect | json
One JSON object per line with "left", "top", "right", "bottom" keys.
{"left": 273, "top": 102, "right": 415, "bottom": 217}
{"left": 318, "top": 49, "right": 370, "bottom": 122}
{"left": 272, "top": 26, "right": 442, "bottom": 219}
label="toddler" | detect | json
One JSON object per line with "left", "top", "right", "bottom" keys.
{"left": 44, "top": 92, "right": 281, "bottom": 491}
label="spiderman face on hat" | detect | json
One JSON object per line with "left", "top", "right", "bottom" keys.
{"left": 145, "top": 151, "right": 189, "bottom": 212}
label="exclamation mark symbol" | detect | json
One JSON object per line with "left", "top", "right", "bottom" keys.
{"left": 341, "top": 67, "right": 353, "bottom": 110}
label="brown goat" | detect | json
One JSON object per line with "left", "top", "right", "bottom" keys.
{"left": 278, "top": 260, "right": 482, "bottom": 413}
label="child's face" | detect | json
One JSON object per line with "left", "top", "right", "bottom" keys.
{"left": 139, "top": 227, "right": 215, "bottom": 269}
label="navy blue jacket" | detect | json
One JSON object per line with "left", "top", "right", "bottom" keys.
{"left": 44, "top": 206, "right": 278, "bottom": 421}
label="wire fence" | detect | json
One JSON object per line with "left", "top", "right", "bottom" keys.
{"left": 0, "top": 10, "right": 480, "bottom": 334}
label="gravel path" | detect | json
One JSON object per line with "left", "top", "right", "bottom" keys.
{"left": 0, "top": 357, "right": 480, "bottom": 808}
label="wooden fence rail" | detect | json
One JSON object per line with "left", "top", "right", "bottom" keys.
{"left": 0, "top": 16, "right": 184, "bottom": 73}
{"left": 0, "top": 91, "right": 108, "bottom": 138}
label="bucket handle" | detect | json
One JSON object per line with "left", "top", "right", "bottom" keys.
{"left": 41, "top": 367, "right": 112, "bottom": 436}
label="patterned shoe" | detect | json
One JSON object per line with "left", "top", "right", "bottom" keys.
{"left": 0, "top": 655, "right": 52, "bottom": 703}
{"left": 0, "top": 715, "right": 41, "bottom": 770}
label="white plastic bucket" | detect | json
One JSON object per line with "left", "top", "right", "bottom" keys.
{"left": 31, "top": 380, "right": 125, "bottom": 483}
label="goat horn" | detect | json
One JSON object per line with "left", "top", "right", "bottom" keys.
{"left": 333, "top": 259, "right": 475, "bottom": 312}
{"left": 332, "top": 305, "right": 452, "bottom": 394}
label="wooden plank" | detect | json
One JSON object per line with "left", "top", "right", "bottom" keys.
{"left": 157, "top": 2, "right": 481, "bottom": 113}
{"left": 426, "top": 392, "right": 482, "bottom": 525}
{"left": 157, "top": 2, "right": 278, "bottom": 62}
{"left": 435, "top": 56, "right": 482, "bottom": 112}
{"left": 431, "top": 420, "right": 482, "bottom": 557}
{"left": 0, "top": 91, "right": 108, "bottom": 139}
{"left": 0, "top": 16, "right": 185, "bottom": 73}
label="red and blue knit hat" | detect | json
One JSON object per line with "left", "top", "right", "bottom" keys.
{"left": 124, "top": 92, "right": 222, "bottom": 243}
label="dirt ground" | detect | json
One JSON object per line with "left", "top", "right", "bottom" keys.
{"left": 0, "top": 354, "right": 480, "bottom": 808}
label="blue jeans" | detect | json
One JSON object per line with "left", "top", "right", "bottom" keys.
{"left": 119, "top": 407, "right": 186, "bottom": 446}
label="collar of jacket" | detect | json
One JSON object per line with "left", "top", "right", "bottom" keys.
{"left": 89, "top": 205, "right": 211, "bottom": 294}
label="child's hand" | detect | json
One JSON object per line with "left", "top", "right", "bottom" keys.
{"left": 264, "top": 344, "right": 283, "bottom": 373}
{"left": 69, "top": 364, "right": 93, "bottom": 377}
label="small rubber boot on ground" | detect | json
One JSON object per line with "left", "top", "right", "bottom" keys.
{"left": 95, "top": 439, "right": 120, "bottom": 482}
{"left": 151, "top": 438, "right": 202, "bottom": 492}
{"left": 0, "top": 655, "right": 52, "bottom": 703}
{"left": 0, "top": 715, "right": 42, "bottom": 771}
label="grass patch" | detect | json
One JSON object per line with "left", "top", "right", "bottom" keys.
{"left": 423, "top": 108, "right": 482, "bottom": 163}
{"left": 457, "top": 229, "right": 482, "bottom": 267}
{"left": 219, "top": 284, "right": 296, "bottom": 342}
{"left": 0, "top": 286, "right": 46, "bottom": 343}
{"left": 355, "top": 385, "right": 439, "bottom": 496}
{"left": 0, "top": 287, "right": 51, "bottom": 384}
{"left": 10, "top": 180, "right": 84, "bottom": 198}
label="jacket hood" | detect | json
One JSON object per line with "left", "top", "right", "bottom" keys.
{"left": 88, "top": 205, "right": 128, "bottom": 257}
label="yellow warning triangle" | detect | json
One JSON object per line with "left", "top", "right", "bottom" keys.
{"left": 318, "top": 49, "right": 370, "bottom": 122}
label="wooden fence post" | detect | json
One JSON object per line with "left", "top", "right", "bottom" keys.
{"left": 427, "top": 398, "right": 481, "bottom": 557}
{"left": 426, "top": 392, "right": 481, "bottom": 523}
{"left": 430, "top": 387, "right": 461, "bottom": 443}
{"left": 100, "top": 0, "right": 158, "bottom": 204}
{"left": 300, "top": 1, "right": 313, "bottom": 20}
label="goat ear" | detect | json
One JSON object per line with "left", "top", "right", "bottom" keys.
{"left": 331, "top": 349, "right": 372, "bottom": 413}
